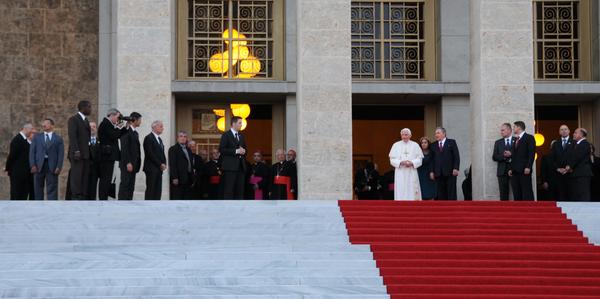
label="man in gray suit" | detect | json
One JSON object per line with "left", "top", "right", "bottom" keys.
{"left": 30, "top": 118, "right": 64, "bottom": 200}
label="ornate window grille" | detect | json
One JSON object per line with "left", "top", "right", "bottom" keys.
{"left": 533, "top": 0, "right": 591, "bottom": 80}
{"left": 351, "top": 0, "right": 435, "bottom": 80}
{"left": 177, "top": 0, "right": 283, "bottom": 79}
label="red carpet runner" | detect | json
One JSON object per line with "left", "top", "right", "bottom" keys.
{"left": 339, "top": 200, "right": 600, "bottom": 298}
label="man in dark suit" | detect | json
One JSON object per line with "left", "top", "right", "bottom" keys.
{"left": 540, "top": 145, "right": 558, "bottom": 200}
{"left": 286, "top": 149, "right": 298, "bottom": 199}
{"left": 508, "top": 121, "right": 536, "bottom": 201}
{"left": 143, "top": 120, "right": 167, "bottom": 200}
{"left": 118, "top": 112, "right": 142, "bottom": 200}
{"left": 87, "top": 122, "right": 100, "bottom": 200}
{"left": 4, "top": 123, "right": 34, "bottom": 200}
{"left": 203, "top": 149, "right": 222, "bottom": 199}
{"left": 249, "top": 150, "right": 270, "bottom": 200}
{"left": 97, "top": 108, "right": 129, "bottom": 200}
{"left": 270, "top": 149, "right": 296, "bottom": 200}
{"left": 550, "top": 125, "right": 572, "bottom": 201}
{"left": 492, "top": 123, "right": 514, "bottom": 201}
{"left": 169, "top": 131, "right": 194, "bottom": 200}
{"left": 67, "top": 100, "right": 92, "bottom": 200}
{"left": 354, "top": 162, "right": 380, "bottom": 200}
{"left": 564, "top": 128, "right": 593, "bottom": 201}
{"left": 29, "top": 118, "right": 64, "bottom": 200}
{"left": 219, "top": 116, "right": 247, "bottom": 199}
{"left": 429, "top": 127, "right": 460, "bottom": 200}
{"left": 187, "top": 140, "right": 205, "bottom": 200}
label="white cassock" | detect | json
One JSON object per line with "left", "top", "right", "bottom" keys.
{"left": 389, "top": 140, "right": 424, "bottom": 200}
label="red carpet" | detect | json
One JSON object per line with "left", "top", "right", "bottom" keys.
{"left": 339, "top": 200, "right": 600, "bottom": 298}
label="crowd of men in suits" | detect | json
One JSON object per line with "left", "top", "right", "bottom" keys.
{"left": 354, "top": 121, "right": 598, "bottom": 201}
{"left": 3, "top": 101, "right": 298, "bottom": 200}
{"left": 494, "top": 122, "right": 596, "bottom": 201}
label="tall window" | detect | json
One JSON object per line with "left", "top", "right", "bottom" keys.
{"left": 351, "top": 0, "right": 436, "bottom": 80}
{"left": 177, "top": 0, "right": 284, "bottom": 79}
{"left": 533, "top": 0, "right": 591, "bottom": 80}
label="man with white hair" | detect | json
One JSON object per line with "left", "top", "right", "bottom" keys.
{"left": 97, "top": 108, "right": 129, "bottom": 199}
{"left": 388, "top": 128, "right": 424, "bottom": 200}
{"left": 143, "top": 120, "right": 167, "bottom": 200}
{"left": 5, "top": 122, "right": 35, "bottom": 200}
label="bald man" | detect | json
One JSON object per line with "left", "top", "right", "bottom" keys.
{"left": 564, "top": 128, "right": 592, "bottom": 201}
{"left": 550, "top": 125, "right": 572, "bottom": 200}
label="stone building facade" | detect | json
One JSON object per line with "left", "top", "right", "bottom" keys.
{"left": 1, "top": 0, "right": 600, "bottom": 200}
{"left": 0, "top": 0, "right": 99, "bottom": 198}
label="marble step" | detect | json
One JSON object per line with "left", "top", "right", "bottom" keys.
{"left": 0, "top": 259, "right": 377, "bottom": 271}
{"left": 0, "top": 210, "right": 344, "bottom": 216}
{"left": 0, "top": 268, "right": 382, "bottom": 280}
{"left": 0, "top": 276, "right": 384, "bottom": 288}
{"left": 0, "top": 209, "right": 345, "bottom": 216}
{"left": 0, "top": 218, "right": 346, "bottom": 226}
{"left": 0, "top": 223, "right": 349, "bottom": 230}
{"left": 0, "top": 251, "right": 374, "bottom": 262}
{"left": 0, "top": 236, "right": 352, "bottom": 244}
{"left": 0, "top": 200, "right": 342, "bottom": 208}
{"left": 0, "top": 285, "right": 389, "bottom": 297}
{"left": 0, "top": 228, "right": 350, "bottom": 236}
{"left": 29, "top": 296, "right": 389, "bottom": 299}
{"left": 0, "top": 243, "right": 371, "bottom": 254}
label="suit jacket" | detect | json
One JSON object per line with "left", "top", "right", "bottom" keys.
{"left": 218, "top": 130, "right": 247, "bottom": 172}
{"left": 354, "top": 168, "right": 380, "bottom": 193}
{"left": 29, "top": 132, "right": 64, "bottom": 172}
{"left": 251, "top": 161, "right": 271, "bottom": 191}
{"left": 5, "top": 134, "right": 30, "bottom": 179}
{"left": 89, "top": 136, "right": 100, "bottom": 163}
{"left": 550, "top": 137, "right": 573, "bottom": 170}
{"left": 510, "top": 132, "right": 536, "bottom": 173}
{"left": 430, "top": 139, "right": 460, "bottom": 177}
{"left": 191, "top": 153, "right": 204, "bottom": 176}
{"left": 97, "top": 117, "right": 127, "bottom": 162}
{"left": 168, "top": 144, "right": 194, "bottom": 185}
{"left": 67, "top": 113, "right": 91, "bottom": 160}
{"left": 492, "top": 137, "right": 515, "bottom": 176}
{"left": 143, "top": 133, "right": 166, "bottom": 173}
{"left": 119, "top": 128, "right": 141, "bottom": 172}
{"left": 567, "top": 140, "right": 593, "bottom": 177}
{"left": 540, "top": 153, "right": 557, "bottom": 185}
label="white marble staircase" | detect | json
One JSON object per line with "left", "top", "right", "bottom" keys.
{"left": 0, "top": 201, "right": 389, "bottom": 299}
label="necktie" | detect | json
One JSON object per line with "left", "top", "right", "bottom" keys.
{"left": 158, "top": 137, "right": 164, "bottom": 149}
{"left": 515, "top": 136, "right": 520, "bottom": 147}
{"left": 91, "top": 137, "right": 96, "bottom": 145}
{"left": 438, "top": 141, "right": 443, "bottom": 151}
{"left": 562, "top": 138, "right": 567, "bottom": 149}
{"left": 44, "top": 134, "right": 50, "bottom": 158}
{"left": 235, "top": 133, "right": 239, "bottom": 142}
{"left": 505, "top": 138, "right": 510, "bottom": 148}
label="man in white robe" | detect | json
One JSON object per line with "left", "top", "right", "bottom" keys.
{"left": 389, "top": 128, "right": 424, "bottom": 200}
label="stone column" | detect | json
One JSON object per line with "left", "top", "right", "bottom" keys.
{"left": 285, "top": 95, "right": 297, "bottom": 151}
{"left": 106, "top": 0, "right": 173, "bottom": 199}
{"left": 296, "top": 0, "right": 352, "bottom": 200}
{"left": 441, "top": 96, "right": 471, "bottom": 200}
{"left": 470, "top": 0, "right": 535, "bottom": 200}
{"left": 438, "top": 0, "right": 470, "bottom": 82}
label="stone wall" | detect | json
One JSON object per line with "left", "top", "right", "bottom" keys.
{"left": 0, "top": 0, "right": 99, "bottom": 199}
{"left": 296, "top": 0, "right": 353, "bottom": 200}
